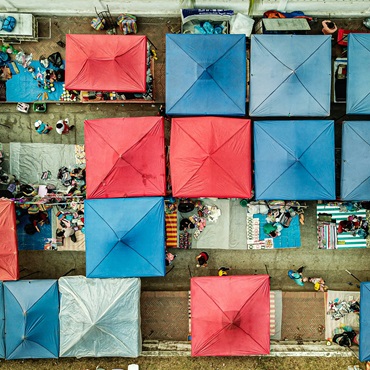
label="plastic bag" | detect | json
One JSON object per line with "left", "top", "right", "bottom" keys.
{"left": 15, "top": 51, "right": 32, "bottom": 68}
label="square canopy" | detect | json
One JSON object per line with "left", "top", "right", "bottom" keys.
{"left": 249, "top": 35, "right": 331, "bottom": 117}
{"left": 0, "top": 199, "right": 19, "bottom": 280}
{"left": 170, "top": 116, "right": 252, "bottom": 198}
{"left": 360, "top": 282, "right": 370, "bottom": 361}
{"left": 341, "top": 121, "right": 370, "bottom": 200}
{"left": 166, "top": 34, "right": 246, "bottom": 116}
{"left": 191, "top": 275, "right": 270, "bottom": 357}
{"left": 59, "top": 276, "right": 141, "bottom": 358}
{"left": 85, "top": 116, "right": 166, "bottom": 199}
{"left": 4, "top": 280, "right": 59, "bottom": 359}
{"left": 254, "top": 120, "right": 335, "bottom": 200}
{"left": 85, "top": 197, "right": 165, "bottom": 278}
{"left": 65, "top": 34, "right": 147, "bottom": 92}
{"left": 347, "top": 34, "right": 370, "bottom": 114}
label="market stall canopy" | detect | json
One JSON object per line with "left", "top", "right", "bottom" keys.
{"left": 346, "top": 34, "right": 370, "bottom": 115}
{"left": 360, "top": 282, "right": 370, "bottom": 361}
{"left": 85, "top": 117, "right": 165, "bottom": 198}
{"left": 166, "top": 34, "right": 246, "bottom": 116}
{"left": 0, "top": 199, "right": 19, "bottom": 280}
{"left": 0, "top": 283, "right": 4, "bottom": 358}
{"left": 249, "top": 35, "right": 331, "bottom": 117}
{"left": 4, "top": 280, "right": 59, "bottom": 359}
{"left": 254, "top": 120, "right": 335, "bottom": 200}
{"left": 59, "top": 276, "right": 141, "bottom": 358}
{"left": 170, "top": 117, "right": 252, "bottom": 198}
{"left": 65, "top": 34, "right": 147, "bottom": 92}
{"left": 85, "top": 197, "right": 165, "bottom": 278}
{"left": 341, "top": 121, "right": 370, "bottom": 200}
{"left": 191, "top": 275, "right": 270, "bottom": 357}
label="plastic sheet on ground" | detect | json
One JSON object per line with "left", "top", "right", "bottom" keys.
{"left": 10, "top": 143, "right": 78, "bottom": 188}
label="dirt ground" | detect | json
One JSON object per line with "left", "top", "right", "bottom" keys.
{"left": 0, "top": 356, "right": 365, "bottom": 370}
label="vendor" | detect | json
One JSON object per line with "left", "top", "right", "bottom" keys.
{"left": 263, "top": 222, "right": 280, "bottom": 238}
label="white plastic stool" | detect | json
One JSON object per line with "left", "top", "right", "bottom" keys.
{"left": 128, "top": 365, "right": 139, "bottom": 370}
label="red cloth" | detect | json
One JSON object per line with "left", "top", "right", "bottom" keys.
{"left": 0, "top": 199, "right": 19, "bottom": 280}
{"left": 191, "top": 275, "right": 270, "bottom": 356}
{"left": 65, "top": 34, "right": 147, "bottom": 92}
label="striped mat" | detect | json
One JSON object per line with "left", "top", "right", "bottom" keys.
{"left": 165, "top": 212, "right": 178, "bottom": 248}
{"left": 317, "top": 204, "right": 368, "bottom": 248}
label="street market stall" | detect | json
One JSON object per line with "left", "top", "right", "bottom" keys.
{"left": 0, "top": 199, "right": 19, "bottom": 280}
{"left": 254, "top": 120, "right": 335, "bottom": 200}
{"left": 346, "top": 34, "right": 370, "bottom": 115}
{"left": 249, "top": 35, "right": 331, "bottom": 117}
{"left": 166, "top": 34, "right": 246, "bottom": 116}
{"left": 66, "top": 34, "right": 154, "bottom": 102}
{"left": 59, "top": 276, "right": 141, "bottom": 358}
{"left": 85, "top": 197, "right": 165, "bottom": 278}
{"left": 85, "top": 117, "right": 165, "bottom": 199}
{"left": 360, "top": 282, "right": 370, "bottom": 361}
{"left": 191, "top": 275, "right": 270, "bottom": 356}
{"left": 170, "top": 116, "right": 252, "bottom": 198}
{"left": 4, "top": 279, "right": 59, "bottom": 359}
{"left": 341, "top": 121, "right": 370, "bottom": 200}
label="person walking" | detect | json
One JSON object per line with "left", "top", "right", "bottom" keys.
{"left": 196, "top": 251, "right": 209, "bottom": 267}
{"left": 288, "top": 266, "right": 307, "bottom": 286}
{"left": 34, "top": 120, "right": 52, "bottom": 134}
{"left": 56, "top": 118, "right": 74, "bottom": 135}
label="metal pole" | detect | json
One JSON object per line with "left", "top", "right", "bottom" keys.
{"left": 345, "top": 269, "right": 361, "bottom": 283}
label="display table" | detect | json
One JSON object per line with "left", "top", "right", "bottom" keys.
{"left": 0, "top": 13, "right": 37, "bottom": 41}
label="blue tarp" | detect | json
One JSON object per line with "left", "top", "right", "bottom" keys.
{"left": 4, "top": 280, "right": 59, "bottom": 359}
{"left": 254, "top": 120, "right": 335, "bottom": 200}
{"left": 347, "top": 34, "right": 370, "bottom": 115}
{"left": 166, "top": 34, "right": 246, "bottom": 116}
{"left": 249, "top": 35, "right": 331, "bottom": 117}
{"left": 254, "top": 214, "right": 301, "bottom": 248}
{"left": 6, "top": 61, "right": 64, "bottom": 103}
{"left": 16, "top": 209, "right": 52, "bottom": 250}
{"left": 85, "top": 197, "right": 165, "bottom": 278}
{"left": 341, "top": 121, "right": 370, "bottom": 200}
{"left": 360, "top": 282, "right": 370, "bottom": 361}
{"left": 0, "top": 282, "right": 4, "bottom": 358}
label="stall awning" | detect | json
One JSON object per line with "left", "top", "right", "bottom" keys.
{"left": 250, "top": 35, "right": 331, "bottom": 117}
{"left": 191, "top": 275, "right": 270, "bottom": 356}
{"left": 254, "top": 120, "right": 335, "bottom": 200}
{"left": 85, "top": 116, "right": 166, "bottom": 199}
{"left": 341, "top": 121, "right": 370, "bottom": 200}
{"left": 85, "top": 197, "right": 165, "bottom": 278}
{"left": 166, "top": 34, "right": 246, "bottom": 116}
{"left": 170, "top": 116, "right": 252, "bottom": 198}
{"left": 65, "top": 34, "right": 147, "bottom": 92}
{"left": 347, "top": 34, "right": 370, "bottom": 115}
{"left": 0, "top": 199, "right": 19, "bottom": 280}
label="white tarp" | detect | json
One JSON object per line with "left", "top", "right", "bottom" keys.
{"left": 59, "top": 276, "right": 141, "bottom": 358}
{"left": 10, "top": 143, "right": 77, "bottom": 188}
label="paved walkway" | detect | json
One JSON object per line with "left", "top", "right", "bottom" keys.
{"left": 141, "top": 291, "right": 326, "bottom": 342}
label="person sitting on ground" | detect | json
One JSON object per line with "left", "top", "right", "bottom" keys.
{"left": 196, "top": 251, "right": 209, "bottom": 267}
{"left": 263, "top": 222, "right": 280, "bottom": 238}
{"left": 24, "top": 211, "right": 49, "bottom": 234}
{"left": 308, "top": 277, "right": 328, "bottom": 292}
{"left": 218, "top": 267, "right": 231, "bottom": 276}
